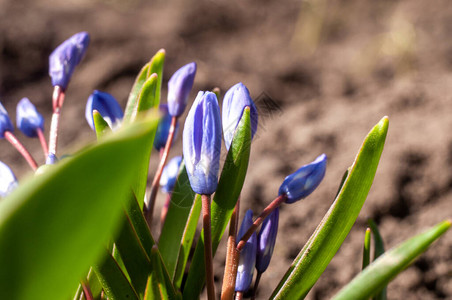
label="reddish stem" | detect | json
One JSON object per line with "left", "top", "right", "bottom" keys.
{"left": 4, "top": 131, "right": 38, "bottom": 170}
{"left": 145, "top": 116, "right": 177, "bottom": 227}
{"left": 81, "top": 281, "right": 94, "bottom": 300}
{"left": 235, "top": 291, "right": 243, "bottom": 300}
{"left": 36, "top": 128, "right": 48, "bottom": 158}
{"left": 160, "top": 193, "right": 172, "bottom": 228}
{"left": 237, "top": 195, "right": 286, "bottom": 252}
{"left": 202, "top": 194, "right": 216, "bottom": 300}
{"left": 221, "top": 197, "right": 240, "bottom": 300}
{"left": 48, "top": 86, "right": 65, "bottom": 156}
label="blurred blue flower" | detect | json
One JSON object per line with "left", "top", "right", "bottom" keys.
{"left": 0, "top": 161, "right": 17, "bottom": 198}
{"left": 160, "top": 156, "right": 182, "bottom": 193}
{"left": 154, "top": 104, "right": 179, "bottom": 151}
{"left": 222, "top": 82, "right": 258, "bottom": 150}
{"left": 167, "top": 62, "right": 197, "bottom": 117}
{"left": 182, "top": 91, "right": 221, "bottom": 195}
{"left": 256, "top": 207, "right": 279, "bottom": 273}
{"left": 0, "top": 103, "right": 14, "bottom": 138}
{"left": 85, "top": 90, "right": 123, "bottom": 131}
{"left": 49, "top": 31, "right": 90, "bottom": 90}
{"left": 16, "top": 98, "right": 45, "bottom": 138}
{"left": 279, "top": 154, "right": 327, "bottom": 203}
{"left": 235, "top": 209, "right": 257, "bottom": 292}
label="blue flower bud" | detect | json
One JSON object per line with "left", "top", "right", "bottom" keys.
{"left": 279, "top": 154, "right": 327, "bottom": 203}
{"left": 85, "top": 90, "right": 123, "bottom": 131}
{"left": 235, "top": 209, "right": 257, "bottom": 292}
{"left": 160, "top": 156, "right": 182, "bottom": 193}
{"left": 46, "top": 153, "right": 58, "bottom": 165}
{"left": 182, "top": 91, "right": 221, "bottom": 195}
{"left": 154, "top": 104, "right": 179, "bottom": 151}
{"left": 49, "top": 32, "right": 90, "bottom": 90}
{"left": 256, "top": 207, "right": 279, "bottom": 273}
{"left": 167, "top": 62, "right": 197, "bottom": 117}
{"left": 222, "top": 83, "right": 258, "bottom": 150}
{"left": 16, "top": 98, "right": 45, "bottom": 138}
{"left": 0, "top": 103, "right": 14, "bottom": 138}
{"left": 0, "top": 161, "right": 17, "bottom": 197}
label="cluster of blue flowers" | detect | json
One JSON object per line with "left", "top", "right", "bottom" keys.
{"left": 0, "top": 31, "right": 328, "bottom": 297}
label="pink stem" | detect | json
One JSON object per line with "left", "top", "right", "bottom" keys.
{"left": 4, "top": 131, "right": 38, "bottom": 170}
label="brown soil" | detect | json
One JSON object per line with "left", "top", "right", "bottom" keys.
{"left": 1, "top": 0, "right": 451, "bottom": 299}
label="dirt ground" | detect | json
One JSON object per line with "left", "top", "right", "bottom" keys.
{"left": 1, "top": 0, "right": 451, "bottom": 299}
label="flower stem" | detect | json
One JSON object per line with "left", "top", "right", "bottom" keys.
{"left": 235, "top": 291, "right": 243, "bottom": 300}
{"left": 221, "top": 198, "right": 240, "bottom": 300}
{"left": 202, "top": 193, "right": 215, "bottom": 300}
{"left": 145, "top": 116, "right": 177, "bottom": 227}
{"left": 251, "top": 272, "right": 262, "bottom": 300}
{"left": 4, "top": 131, "right": 38, "bottom": 170}
{"left": 48, "top": 86, "right": 65, "bottom": 157}
{"left": 81, "top": 281, "right": 94, "bottom": 300}
{"left": 160, "top": 193, "right": 171, "bottom": 229}
{"left": 237, "top": 194, "right": 286, "bottom": 252}
{"left": 36, "top": 128, "right": 48, "bottom": 158}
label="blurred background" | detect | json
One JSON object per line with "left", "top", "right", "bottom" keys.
{"left": 0, "top": 0, "right": 451, "bottom": 298}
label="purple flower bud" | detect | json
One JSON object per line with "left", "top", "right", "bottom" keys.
{"left": 49, "top": 32, "right": 90, "bottom": 90}
{"left": 16, "top": 98, "right": 45, "bottom": 138}
{"left": 0, "top": 103, "right": 14, "bottom": 138}
{"left": 235, "top": 209, "right": 257, "bottom": 292}
{"left": 167, "top": 62, "right": 197, "bottom": 117}
{"left": 222, "top": 83, "right": 258, "bottom": 150}
{"left": 182, "top": 91, "right": 221, "bottom": 195}
{"left": 160, "top": 156, "right": 182, "bottom": 193}
{"left": 256, "top": 207, "right": 279, "bottom": 273}
{"left": 0, "top": 161, "right": 17, "bottom": 197}
{"left": 279, "top": 154, "right": 327, "bottom": 203}
{"left": 46, "top": 153, "right": 58, "bottom": 165}
{"left": 154, "top": 104, "right": 179, "bottom": 151}
{"left": 85, "top": 90, "right": 123, "bottom": 131}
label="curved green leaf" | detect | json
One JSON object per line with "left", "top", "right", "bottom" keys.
{"left": 182, "top": 108, "right": 252, "bottom": 299}
{"left": 159, "top": 162, "right": 197, "bottom": 280}
{"left": 0, "top": 117, "right": 158, "bottom": 300}
{"left": 93, "top": 111, "right": 110, "bottom": 139}
{"left": 332, "top": 220, "right": 451, "bottom": 300}
{"left": 271, "top": 117, "right": 389, "bottom": 299}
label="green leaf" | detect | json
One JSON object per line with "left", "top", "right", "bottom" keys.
{"left": 124, "top": 49, "right": 165, "bottom": 122}
{"left": 173, "top": 194, "right": 202, "bottom": 289}
{"left": 0, "top": 116, "right": 158, "bottom": 300}
{"left": 93, "top": 111, "right": 110, "bottom": 139}
{"left": 182, "top": 108, "right": 252, "bottom": 299}
{"left": 367, "top": 219, "right": 387, "bottom": 300}
{"left": 332, "top": 220, "right": 451, "bottom": 300}
{"left": 137, "top": 74, "right": 159, "bottom": 113}
{"left": 159, "top": 162, "right": 198, "bottom": 280}
{"left": 271, "top": 117, "right": 389, "bottom": 299}
{"left": 93, "top": 251, "right": 139, "bottom": 300}
{"left": 362, "top": 228, "right": 371, "bottom": 270}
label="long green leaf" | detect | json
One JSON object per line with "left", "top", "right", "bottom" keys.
{"left": 124, "top": 49, "right": 165, "bottom": 122}
{"left": 271, "top": 117, "right": 389, "bottom": 299}
{"left": 332, "top": 220, "right": 451, "bottom": 300}
{"left": 182, "top": 108, "right": 252, "bottom": 299}
{"left": 93, "top": 251, "right": 139, "bottom": 300}
{"left": 159, "top": 162, "right": 197, "bottom": 279}
{"left": 173, "top": 194, "right": 202, "bottom": 289}
{"left": 0, "top": 116, "right": 158, "bottom": 300}
{"left": 367, "top": 218, "right": 387, "bottom": 300}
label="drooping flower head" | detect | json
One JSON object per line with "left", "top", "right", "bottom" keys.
{"left": 0, "top": 103, "right": 14, "bottom": 138}
{"left": 49, "top": 32, "right": 90, "bottom": 90}
{"left": 154, "top": 104, "right": 179, "bottom": 151}
{"left": 182, "top": 91, "right": 221, "bottom": 195}
{"left": 0, "top": 161, "right": 17, "bottom": 197}
{"left": 279, "top": 154, "right": 327, "bottom": 203}
{"left": 222, "top": 82, "right": 258, "bottom": 150}
{"left": 256, "top": 207, "right": 279, "bottom": 273}
{"left": 160, "top": 156, "right": 183, "bottom": 193}
{"left": 85, "top": 90, "right": 123, "bottom": 131}
{"left": 16, "top": 98, "right": 45, "bottom": 138}
{"left": 167, "top": 62, "right": 197, "bottom": 117}
{"left": 235, "top": 209, "right": 258, "bottom": 292}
